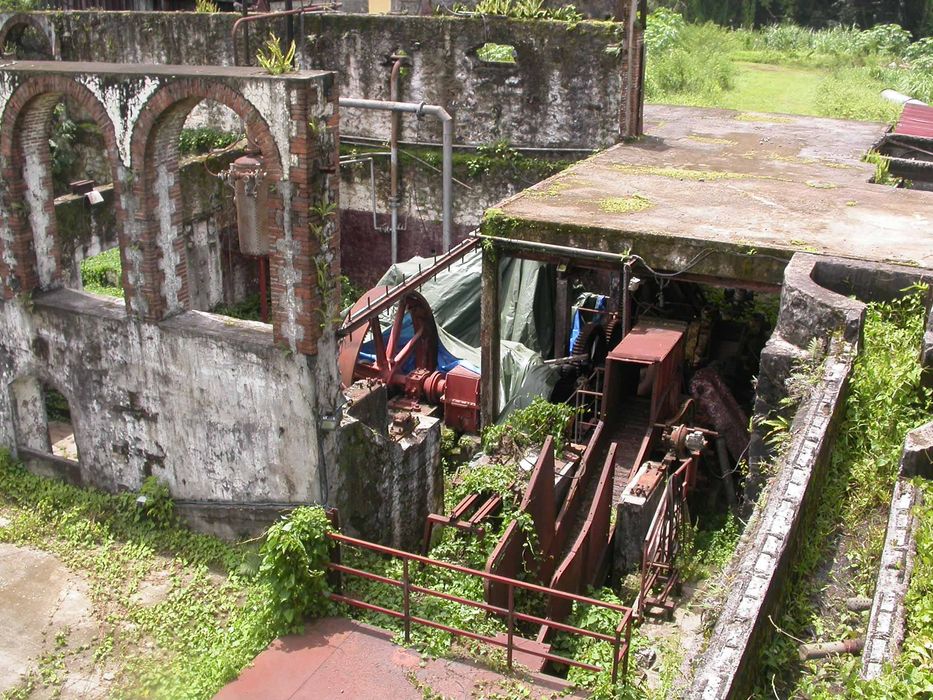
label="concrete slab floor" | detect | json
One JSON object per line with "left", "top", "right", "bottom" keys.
{"left": 0, "top": 543, "right": 106, "bottom": 699}
{"left": 215, "top": 617, "right": 588, "bottom": 700}
{"left": 493, "top": 105, "right": 933, "bottom": 281}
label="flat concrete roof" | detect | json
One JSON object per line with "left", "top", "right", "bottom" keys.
{"left": 488, "top": 105, "right": 933, "bottom": 285}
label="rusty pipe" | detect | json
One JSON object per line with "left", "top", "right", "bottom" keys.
{"left": 338, "top": 97, "right": 454, "bottom": 253}
{"left": 798, "top": 638, "right": 864, "bottom": 661}
{"left": 389, "top": 56, "right": 405, "bottom": 264}
{"left": 231, "top": 3, "right": 339, "bottom": 67}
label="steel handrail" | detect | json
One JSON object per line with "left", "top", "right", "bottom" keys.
{"left": 328, "top": 531, "right": 634, "bottom": 683}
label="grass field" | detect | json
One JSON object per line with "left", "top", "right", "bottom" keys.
{"left": 715, "top": 62, "right": 826, "bottom": 115}
{"left": 644, "top": 11, "right": 932, "bottom": 122}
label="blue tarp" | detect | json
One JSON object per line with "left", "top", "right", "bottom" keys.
{"left": 568, "top": 294, "right": 607, "bottom": 355}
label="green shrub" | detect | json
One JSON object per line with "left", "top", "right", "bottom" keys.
{"left": 258, "top": 506, "right": 334, "bottom": 632}
{"left": 481, "top": 396, "right": 576, "bottom": 455}
{"left": 645, "top": 15, "right": 736, "bottom": 103}
{"left": 80, "top": 247, "right": 124, "bottom": 298}
{"left": 178, "top": 127, "right": 241, "bottom": 155}
{"left": 813, "top": 67, "right": 901, "bottom": 122}
{"left": 856, "top": 22, "right": 911, "bottom": 56}
{"left": 645, "top": 7, "right": 687, "bottom": 53}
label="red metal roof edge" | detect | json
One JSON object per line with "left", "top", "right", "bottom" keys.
{"left": 893, "top": 102, "right": 933, "bottom": 139}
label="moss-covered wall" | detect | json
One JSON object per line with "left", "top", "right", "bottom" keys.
{"left": 25, "top": 11, "right": 627, "bottom": 149}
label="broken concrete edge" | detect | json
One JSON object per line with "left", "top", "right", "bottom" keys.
{"left": 861, "top": 421, "right": 933, "bottom": 679}
{"left": 683, "top": 342, "right": 856, "bottom": 700}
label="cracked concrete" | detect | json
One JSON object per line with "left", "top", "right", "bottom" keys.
{"left": 0, "top": 543, "right": 102, "bottom": 698}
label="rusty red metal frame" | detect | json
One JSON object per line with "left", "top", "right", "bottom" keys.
{"left": 638, "top": 461, "right": 689, "bottom": 618}
{"left": 338, "top": 237, "right": 479, "bottom": 338}
{"left": 327, "top": 531, "right": 634, "bottom": 684}
{"left": 421, "top": 493, "right": 502, "bottom": 554}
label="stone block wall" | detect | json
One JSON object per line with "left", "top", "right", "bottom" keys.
{"left": 686, "top": 253, "right": 933, "bottom": 699}
{"left": 862, "top": 421, "right": 933, "bottom": 678}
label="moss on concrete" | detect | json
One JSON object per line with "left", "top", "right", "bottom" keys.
{"left": 598, "top": 194, "right": 652, "bottom": 214}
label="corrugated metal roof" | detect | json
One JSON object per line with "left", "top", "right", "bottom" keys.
{"left": 894, "top": 103, "right": 933, "bottom": 139}
{"left": 608, "top": 321, "right": 685, "bottom": 363}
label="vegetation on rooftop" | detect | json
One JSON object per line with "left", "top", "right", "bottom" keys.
{"left": 448, "top": 0, "right": 584, "bottom": 24}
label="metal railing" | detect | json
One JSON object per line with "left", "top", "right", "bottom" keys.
{"left": 572, "top": 367, "right": 604, "bottom": 444}
{"left": 638, "top": 461, "right": 689, "bottom": 618}
{"left": 327, "top": 531, "right": 634, "bottom": 684}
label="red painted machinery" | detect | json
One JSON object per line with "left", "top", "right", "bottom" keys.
{"left": 336, "top": 239, "right": 482, "bottom": 433}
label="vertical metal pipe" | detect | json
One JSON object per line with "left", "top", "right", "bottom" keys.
{"left": 284, "top": 0, "right": 294, "bottom": 54}
{"left": 621, "top": 260, "right": 633, "bottom": 336}
{"left": 336, "top": 98, "right": 455, "bottom": 255}
{"left": 389, "top": 58, "right": 403, "bottom": 264}
{"left": 441, "top": 115, "right": 452, "bottom": 253}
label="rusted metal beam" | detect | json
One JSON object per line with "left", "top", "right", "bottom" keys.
{"left": 338, "top": 237, "right": 478, "bottom": 338}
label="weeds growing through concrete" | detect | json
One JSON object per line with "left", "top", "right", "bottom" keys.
{"left": 755, "top": 285, "right": 932, "bottom": 696}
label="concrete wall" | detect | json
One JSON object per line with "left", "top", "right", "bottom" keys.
{"left": 686, "top": 329, "right": 857, "bottom": 699}
{"left": 686, "top": 254, "right": 933, "bottom": 699}
{"left": 1, "top": 289, "right": 323, "bottom": 504}
{"left": 862, "top": 421, "right": 933, "bottom": 678}
{"left": 1, "top": 12, "right": 630, "bottom": 150}
{"left": 338, "top": 148, "right": 576, "bottom": 286}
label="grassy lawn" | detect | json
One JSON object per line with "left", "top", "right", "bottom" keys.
{"left": 715, "top": 62, "right": 827, "bottom": 115}
{"left": 644, "top": 11, "right": 931, "bottom": 122}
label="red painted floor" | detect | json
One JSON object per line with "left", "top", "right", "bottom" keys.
{"left": 215, "top": 617, "right": 586, "bottom": 700}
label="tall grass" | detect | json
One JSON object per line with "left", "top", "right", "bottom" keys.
{"left": 645, "top": 9, "right": 933, "bottom": 119}
{"left": 645, "top": 12, "right": 739, "bottom": 103}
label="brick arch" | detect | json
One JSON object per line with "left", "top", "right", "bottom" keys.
{"left": 0, "top": 75, "right": 126, "bottom": 303}
{"left": 128, "top": 79, "right": 285, "bottom": 321}
{"left": 0, "top": 14, "right": 56, "bottom": 59}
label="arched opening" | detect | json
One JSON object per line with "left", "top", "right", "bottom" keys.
{"left": 131, "top": 83, "right": 284, "bottom": 323}
{"left": 0, "top": 16, "right": 55, "bottom": 60}
{"left": 0, "top": 78, "right": 125, "bottom": 302}
{"left": 9, "top": 376, "right": 82, "bottom": 480}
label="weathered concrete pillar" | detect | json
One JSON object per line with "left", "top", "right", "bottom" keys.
{"left": 480, "top": 244, "right": 500, "bottom": 429}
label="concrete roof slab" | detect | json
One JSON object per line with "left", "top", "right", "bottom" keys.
{"left": 489, "top": 105, "right": 933, "bottom": 284}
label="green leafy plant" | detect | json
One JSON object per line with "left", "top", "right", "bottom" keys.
{"left": 179, "top": 127, "right": 241, "bottom": 155}
{"left": 195, "top": 0, "right": 219, "bottom": 12}
{"left": 256, "top": 33, "right": 296, "bottom": 76}
{"left": 80, "top": 247, "right": 124, "bottom": 298}
{"left": 481, "top": 396, "right": 577, "bottom": 456}
{"left": 864, "top": 149, "right": 902, "bottom": 186}
{"left": 127, "top": 475, "right": 176, "bottom": 529}
{"left": 258, "top": 506, "right": 334, "bottom": 632}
